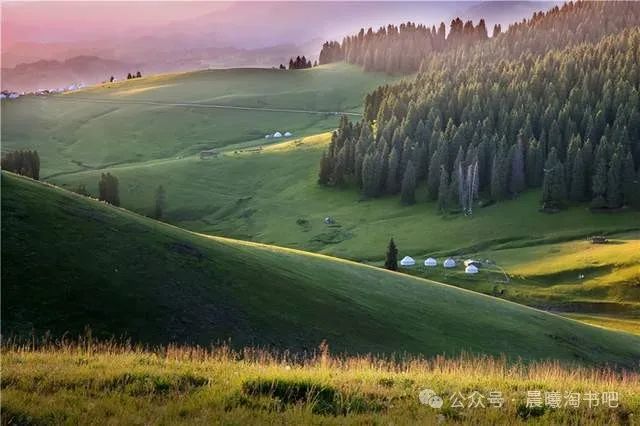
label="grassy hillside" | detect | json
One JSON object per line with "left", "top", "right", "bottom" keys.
{"left": 3, "top": 344, "right": 638, "bottom": 425}
{"left": 1, "top": 64, "right": 396, "bottom": 176}
{"left": 400, "top": 232, "right": 640, "bottom": 335}
{"left": 50, "top": 133, "right": 640, "bottom": 261}
{"left": 3, "top": 172, "right": 640, "bottom": 367}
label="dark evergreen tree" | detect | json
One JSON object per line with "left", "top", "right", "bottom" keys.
{"left": 569, "top": 148, "right": 586, "bottom": 202}
{"left": 541, "top": 148, "right": 567, "bottom": 209}
{"left": 591, "top": 140, "right": 609, "bottom": 208}
{"left": 318, "top": 151, "right": 332, "bottom": 185}
{"left": 1, "top": 150, "right": 40, "bottom": 180}
{"left": 98, "top": 173, "right": 120, "bottom": 206}
{"left": 384, "top": 238, "right": 399, "bottom": 271}
{"left": 606, "top": 149, "right": 623, "bottom": 209}
{"left": 509, "top": 140, "right": 526, "bottom": 195}
{"left": 437, "top": 167, "right": 449, "bottom": 213}
{"left": 621, "top": 152, "right": 636, "bottom": 207}
{"left": 400, "top": 160, "right": 417, "bottom": 205}
{"left": 385, "top": 146, "right": 400, "bottom": 194}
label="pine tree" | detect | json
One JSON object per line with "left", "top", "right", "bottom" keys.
{"left": 437, "top": 167, "right": 449, "bottom": 213}
{"left": 400, "top": 160, "right": 417, "bottom": 205}
{"left": 384, "top": 238, "right": 398, "bottom": 271}
{"left": 621, "top": 152, "right": 636, "bottom": 207}
{"left": 509, "top": 140, "right": 526, "bottom": 195}
{"left": 427, "top": 143, "right": 445, "bottom": 199}
{"left": 591, "top": 140, "right": 609, "bottom": 208}
{"left": 542, "top": 148, "right": 567, "bottom": 209}
{"left": 606, "top": 149, "right": 623, "bottom": 209}
{"left": 385, "top": 146, "right": 400, "bottom": 194}
{"left": 98, "top": 173, "right": 120, "bottom": 206}
{"left": 569, "top": 148, "right": 586, "bottom": 202}
{"left": 318, "top": 151, "right": 332, "bottom": 185}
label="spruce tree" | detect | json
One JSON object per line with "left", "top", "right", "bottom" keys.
{"left": 621, "top": 152, "right": 636, "bottom": 207}
{"left": 318, "top": 151, "right": 332, "bottom": 185}
{"left": 591, "top": 140, "right": 609, "bottom": 208}
{"left": 509, "top": 140, "right": 526, "bottom": 195}
{"left": 98, "top": 173, "right": 120, "bottom": 206}
{"left": 384, "top": 238, "right": 398, "bottom": 271}
{"left": 569, "top": 148, "right": 586, "bottom": 202}
{"left": 385, "top": 146, "right": 400, "bottom": 194}
{"left": 427, "top": 144, "right": 445, "bottom": 199}
{"left": 606, "top": 149, "right": 623, "bottom": 209}
{"left": 400, "top": 160, "right": 417, "bottom": 205}
{"left": 437, "top": 167, "right": 449, "bottom": 213}
{"left": 542, "top": 148, "right": 567, "bottom": 209}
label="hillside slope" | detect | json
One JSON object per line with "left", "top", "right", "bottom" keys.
{"left": 1, "top": 64, "right": 397, "bottom": 176}
{"left": 2, "top": 172, "right": 640, "bottom": 368}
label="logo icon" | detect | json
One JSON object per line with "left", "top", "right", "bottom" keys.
{"left": 419, "top": 389, "right": 444, "bottom": 408}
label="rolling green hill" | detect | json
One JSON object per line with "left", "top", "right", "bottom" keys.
{"left": 1, "top": 64, "right": 397, "bottom": 177}
{"left": 3, "top": 172, "right": 640, "bottom": 368}
{"left": 50, "top": 133, "right": 640, "bottom": 261}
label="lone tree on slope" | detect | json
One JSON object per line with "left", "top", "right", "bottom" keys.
{"left": 384, "top": 238, "right": 398, "bottom": 271}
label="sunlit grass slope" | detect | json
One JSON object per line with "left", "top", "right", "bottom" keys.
{"left": 2, "top": 172, "right": 640, "bottom": 368}
{"left": 1, "top": 64, "right": 395, "bottom": 176}
{"left": 404, "top": 232, "right": 640, "bottom": 335}
{"left": 3, "top": 344, "right": 638, "bottom": 425}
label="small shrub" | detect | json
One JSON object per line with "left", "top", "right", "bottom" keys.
{"left": 242, "top": 378, "right": 337, "bottom": 415}
{"left": 516, "top": 402, "right": 546, "bottom": 419}
{"left": 378, "top": 377, "right": 395, "bottom": 388}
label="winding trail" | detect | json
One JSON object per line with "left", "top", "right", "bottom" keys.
{"left": 47, "top": 95, "right": 364, "bottom": 117}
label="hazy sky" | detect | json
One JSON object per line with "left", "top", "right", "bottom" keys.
{"left": 2, "top": 2, "right": 226, "bottom": 44}
{"left": 2, "top": 1, "right": 482, "bottom": 47}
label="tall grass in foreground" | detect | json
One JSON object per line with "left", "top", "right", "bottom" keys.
{"left": 2, "top": 339, "right": 638, "bottom": 425}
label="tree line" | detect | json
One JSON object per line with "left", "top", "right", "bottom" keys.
{"left": 126, "top": 71, "right": 142, "bottom": 80}
{"left": 79, "top": 173, "right": 167, "bottom": 219}
{"left": 318, "top": 18, "right": 492, "bottom": 74}
{"left": 319, "top": 2, "right": 640, "bottom": 212}
{"left": 2, "top": 150, "right": 40, "bottom": 180}
{"left": 282, "top": 56, "right": 316, "bottom": 70}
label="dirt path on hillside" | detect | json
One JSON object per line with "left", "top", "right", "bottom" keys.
{"left": 45, "top": 95, "right": 364, "bottom": 117}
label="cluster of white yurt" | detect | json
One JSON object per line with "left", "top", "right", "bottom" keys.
{"left": 400, "top": 256, "right": 480, "bottom": 274}
{"left": 265, "top": 131, "right": 293, "bottom": 139}
{"left": 465, "top": 264, "right": 479, "bottom": 274}
{"left": 424, "top": 257, "right": 437, "bottom": 267}
{"left": 400, "top": 256, "right": 416, "bottom": 266}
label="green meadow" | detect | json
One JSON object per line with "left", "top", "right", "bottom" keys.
{"left": 4, "top": 172, "right": 640, "bottom": 367}
{"left": 3, "top": 64, "right": 640, "bottom": 336}
{"left": 1, "top": 64, "right": 397, "bottom": 176}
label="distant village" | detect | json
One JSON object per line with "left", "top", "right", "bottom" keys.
{"left": 1, "top": 71, "right": 142, "bottom": 100}
{"left": 1, "top": 83, "right": 85, "bottom": 100}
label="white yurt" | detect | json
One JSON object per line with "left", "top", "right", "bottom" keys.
{"left": 265, "top": 134, "right": 272, "bottom": 139}
{"left": 465, "top": 264, "right": 479, "bottom": 274}
{"left": 284, "top": 131, "right": 293, "bottom": 137}
{"left": 443, "top": 258, "right": 456, "bottom": 268}
{"left": 400, "top": 256, "right": 416, "bottom": 267}
{"left": 424, "top": 257, "right": 437, "bottom": 267}
{"left": 273, "top": 131, "right": 283, "bottom": 138}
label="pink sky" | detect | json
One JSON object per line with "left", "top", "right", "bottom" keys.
{"left": 2, "top": 2, "right": 227, "bottom": 45}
